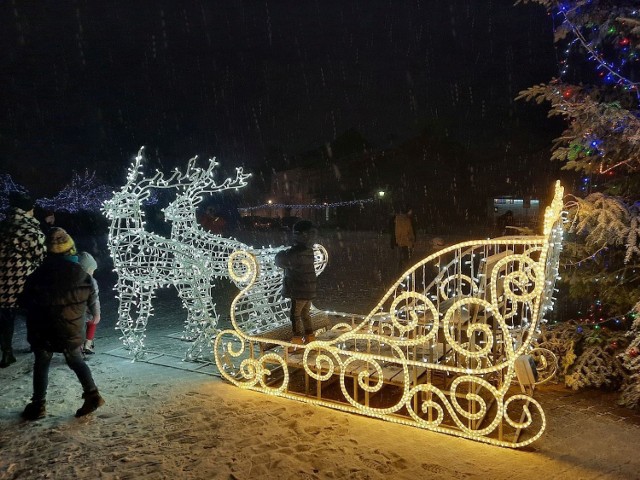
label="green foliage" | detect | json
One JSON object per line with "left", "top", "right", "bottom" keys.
{"left": 537, "top": 322, "right": 629, "bottom": 389}
{"left": 562, "top": 241, "right": 640, "bottom": 316}
{"left": 515, "top": 29, "right": 640, "bottom": 316}
{"left": 516, "top": 84, "right": 640, "bottom": 175}
{"left": 519, "top": 0, "right": 640, "bottom": 406}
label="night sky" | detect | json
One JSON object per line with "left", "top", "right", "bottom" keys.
{"left": 0, "top": 1, "right": 559, "bottom": 196}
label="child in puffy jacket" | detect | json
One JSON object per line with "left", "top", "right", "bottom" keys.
{"left": 21, "top": 228, "right": 104, "bottom": 420}
{"left": 78, "top": 252, "right": 101, "bottom": 355}
{"left": 275, "top": 220, "right": 318, "bottom": 345}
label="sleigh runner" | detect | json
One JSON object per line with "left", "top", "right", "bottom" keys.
{"left": 214, "top": 181, "right": 565, "bottom": 448}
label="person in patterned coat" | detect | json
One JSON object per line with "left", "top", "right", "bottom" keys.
{"left": 0, "top": 192, "right": 46, "bottom": 368}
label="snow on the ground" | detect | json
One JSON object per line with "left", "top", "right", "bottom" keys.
{"left": 1, "top": 230, "right": 639, "bottom": 480}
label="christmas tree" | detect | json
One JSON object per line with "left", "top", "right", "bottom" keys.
{"left": 620, "top": 315, "right": 640, "bottom": 407}
{"left": 518, "top": 1, "right": 640, "bottom": 405}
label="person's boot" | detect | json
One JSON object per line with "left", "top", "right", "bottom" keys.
{"left": 82, "top": 340, "right": 95, "bottom": 355}
{"left": 0, "top": 349, "right": 16, "bottom": 368}
{"left": 22, "top": 400, "right": 46, "bottom": 420}
{"left": 75, "top": 390, "right": 105, "bottom": 417}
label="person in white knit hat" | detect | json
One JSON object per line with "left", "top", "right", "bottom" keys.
{"left": 77, "top": 251, "right": 100, "bottom": 355}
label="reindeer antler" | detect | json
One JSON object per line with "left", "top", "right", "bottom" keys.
{"left": 131, "top": 155, "right": 204, "bottom": 201}
{"left": 177, "top": 158, "right": 251, "bottom": 203}
{"left": 124, "top": 146, "right": 146, "bottom": 186}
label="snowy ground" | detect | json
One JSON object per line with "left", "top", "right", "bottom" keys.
{"left": 1, "top": 231, "right": 640, "bottom": 479}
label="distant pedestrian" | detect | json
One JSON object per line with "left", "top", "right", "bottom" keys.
{"left": 275, "top": 220, "right": 318, "bottom": 345}
{"left": 0, "top": 192, "right": 46, "bottom": 368}
{"left": 20, "top": 228, "right": 105, "bottom": 420}
{"left": 78, "top": 251, "right": 101, "bottom": 355}
{"left": 391, "top": 205, "right": 417, "bottom": 271}
{"left": 496, "top": 210, "right": 514, "bottom": 236}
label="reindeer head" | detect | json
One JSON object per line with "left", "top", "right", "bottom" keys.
{"left": 163, "top": 157, "right": 251, "bottom": 222}
{"left": 102, "top": 147, "right": 148, "bottom": 221}
{"left": 103, "top": 147, "right": 194, "bottom": 222}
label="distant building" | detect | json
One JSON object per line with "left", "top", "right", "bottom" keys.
{"left": 489, "top": 196, "right": 541, "bottom": 228}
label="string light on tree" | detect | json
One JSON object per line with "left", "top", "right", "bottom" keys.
{"left": 553, "top": 4, "right": 640, "bottom": 98}
{"left": 0, "top": 174, "right": 29, "bottom": 220}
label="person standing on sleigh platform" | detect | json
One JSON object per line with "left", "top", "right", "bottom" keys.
{"left": 275, "top": 220, "right": 319, "bottom": 345}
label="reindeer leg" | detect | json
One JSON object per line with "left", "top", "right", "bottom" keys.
{"left": 176, "top": 279, "right": 202, "bottom": 342}
{"left": 129, "top": 286, "right": 156, "bottom": 360}
{"left": 182, "top": 278, "right": 221, "bottom": 361}
{"left": 115, "top": 279, "right": 138, "bottom": 352}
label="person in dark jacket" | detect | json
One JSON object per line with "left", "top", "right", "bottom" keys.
{"left": 275, "top": 220, "right": 318, "bottom": 344}
{"left": 34, "top": 207, "right": 56, "bottom": 236}
{"left": 20, "top": 228, "right": 105, "bottom": 420}
{"left": 496, "top": 210, "right": 514, "bottom": 236}
{"left": 0, "top": 192, "right": 46, "bottom": 368}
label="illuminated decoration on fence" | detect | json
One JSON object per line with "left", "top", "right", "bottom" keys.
{"left": 103, "top": 147, "right": 250, "bottom": 359}
{"left": 215, "top": 181, "right": 565, "bottom": 448}
{"left": 239, "top": 198, "right": 374, "bottom": 212}
{"left": 38, "top": 170, "right": 112, "bottom": 213}
{"left": 104, "top": 147, "right": 329, "bottom": 361}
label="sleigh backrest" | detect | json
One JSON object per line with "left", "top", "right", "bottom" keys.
{"left": 353, "top": 181, "right": 565, "bottom": 371}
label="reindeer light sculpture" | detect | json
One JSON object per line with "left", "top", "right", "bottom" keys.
{"left": 163, "top": 157, "right": 329, "bottom": 360}
{"left": 102, "top": 147, "right": 249, "bottom": 359}
{"left": 162, "top": 156, "right": 251, "bottom": 359}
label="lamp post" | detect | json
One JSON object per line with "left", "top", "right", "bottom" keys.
{"left": 374, "top": 189, "right": 389, "bottom": 232}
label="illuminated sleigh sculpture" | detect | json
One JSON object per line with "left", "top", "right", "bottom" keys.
{"left": 215, "top": 182, "right": 565, "bottom": 448}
